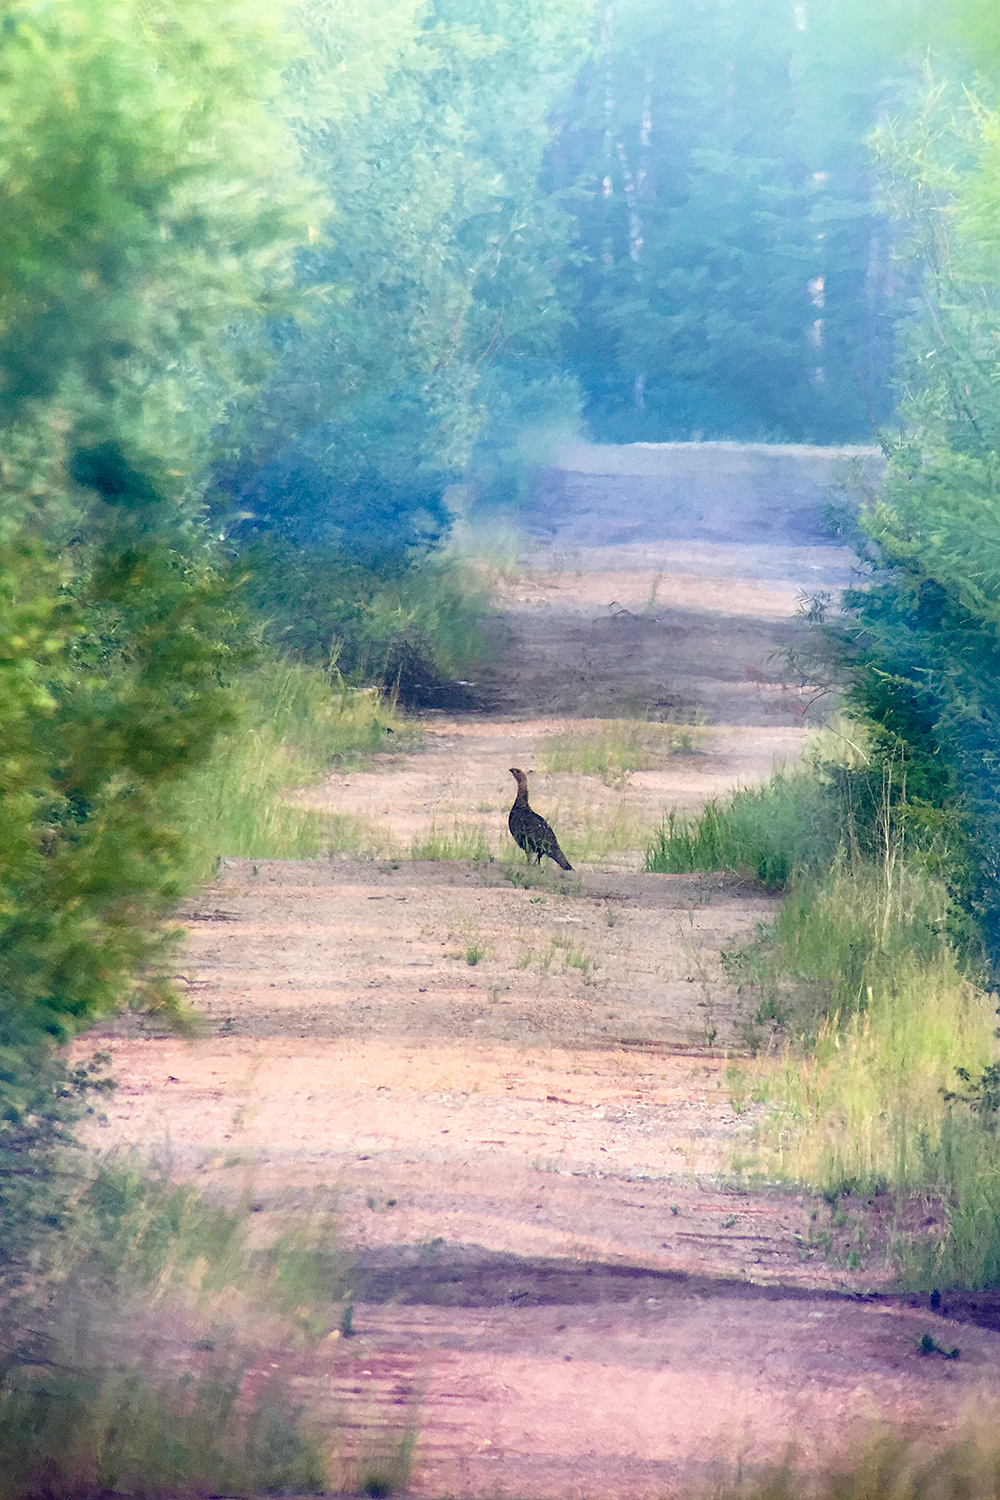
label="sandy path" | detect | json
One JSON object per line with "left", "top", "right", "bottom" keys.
{"left": 84, "top": 446, "right": 1000, "bottom": 1496}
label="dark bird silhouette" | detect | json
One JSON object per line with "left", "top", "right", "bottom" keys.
{"left": 507, "top": 768, "right": 572, "bottom": 870}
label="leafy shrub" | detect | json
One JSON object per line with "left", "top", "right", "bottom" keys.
{"left": 0, "top": 0, "right": 308, "bottom": 1231}
{"left": 235, "top": 537, "right": 493, "bottom": 701}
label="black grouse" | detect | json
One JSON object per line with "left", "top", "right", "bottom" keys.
{"left": 507, "top": 768, "right": 572, "bottom": 870}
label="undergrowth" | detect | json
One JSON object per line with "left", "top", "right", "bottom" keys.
{"left": 237, "top": 538, "right": 494, "bottom": 692}
{"left": 178, "top": 658, "right": 405, "bottom": 873}
{"left": 660, "top": 723, "right": 1000, "bottom": 1289}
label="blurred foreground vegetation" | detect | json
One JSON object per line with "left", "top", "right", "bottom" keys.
{"left": 0, "top": 1150, "right": 350, "bottom": 1499}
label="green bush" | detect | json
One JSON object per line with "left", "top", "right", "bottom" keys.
{"left": 0, "top": 0, "right": 309, "bottom": 1220}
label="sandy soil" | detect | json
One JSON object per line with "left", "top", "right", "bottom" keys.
{"left": 83, "top": 446, "right": 1000, "bottom": 1497}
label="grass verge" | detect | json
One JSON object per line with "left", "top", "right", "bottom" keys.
{"left": 645, "top": 767, "right": 841, "bottom": 885}
{"left": 657, "top": 725, "right": 1000, "bottom": 1288}
{"left": 736, "top": 855, "right": 1000, "bottom": 1286}
{"left": 178, "top": 658, "right": 406, "bottom": 874}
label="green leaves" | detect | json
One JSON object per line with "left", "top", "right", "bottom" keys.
{"left": 223, "top": 0, "right": 587, "bottom": 555}
{"left": 838, "top": 80, "right": 1000, "bottom": 973}
{"left": 0, "top": 0, "right": 313, "bottom": 1116}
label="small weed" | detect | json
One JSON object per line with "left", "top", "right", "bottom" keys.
{"left": 464, "top": 943, "right": 485, "bottom": 966}
{"left": 501, "top": 860, "right": 550, "bottom": 889}
{"left": 354, "top": 1430, "right": 416, "bottom": 1499}
{"left": 917, "top": 1333, "right": 959, "bottom": 1359}
{"left": 721, "top": 1214, "right": 737, "bottom": 1229}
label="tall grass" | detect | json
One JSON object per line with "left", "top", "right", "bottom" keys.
{"left": 178, "top": 659, "right": 403, "bottom": 874}
{"left": 739, "top": 854, "right": 1000, "bottom": 1285}
{"left": 645, "top": 769, "right": 842, "bottom": 885}
{"left": 662, "top": 729, "right": 1000, "bottom": 1287}
{"left": 718, "top": 1424, "right": 1000, "bottom": 1500}
{"left": 0, "top": 1360, "right": 324, "bottom": 1500}
{"left": 736, "top": 859, "right": 955, "bottom": 1027}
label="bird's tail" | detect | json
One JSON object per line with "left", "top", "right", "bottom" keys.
{"left": 553, "top": 846, "right": 573, "bottom": 871}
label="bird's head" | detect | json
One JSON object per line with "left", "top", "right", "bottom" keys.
{"left": 509, "top": 767, "right": 528, "bottom": 788}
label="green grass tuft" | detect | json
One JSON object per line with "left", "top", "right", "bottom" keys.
{"left": 645, "top": 769, "right": 841, "bottom": 886}
{"left": 411, "top": 821, "right": 494, "bottom": 864}
{"left": 541, "top": 718, "right": 698, "bottom": 785}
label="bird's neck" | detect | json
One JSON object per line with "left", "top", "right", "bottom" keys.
{"left": 513, "top": 784, "right": 530, "bottom": 807}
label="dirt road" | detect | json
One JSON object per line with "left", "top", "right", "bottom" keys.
{"left": 88, "top": 444, "right": 1000, "bottom": 1497}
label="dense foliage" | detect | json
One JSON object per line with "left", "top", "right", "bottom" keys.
{"left": 0, "top": 0, "right": 306, "bottom": 1242}
{"left": 837, "top": 76, "right": 1000, "bottom": 974}
{"left": 215, "top": 0, "right": 588, "bottom": 681}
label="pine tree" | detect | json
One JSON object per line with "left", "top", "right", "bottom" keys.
{"left": 547, "top": 0, "right": 898, "bottom": 442}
